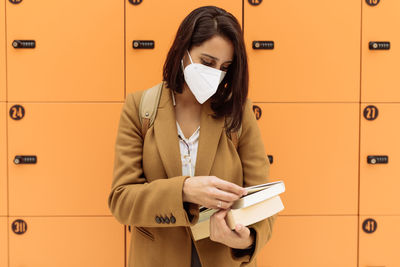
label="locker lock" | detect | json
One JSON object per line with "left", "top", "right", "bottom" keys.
{"left": 369, "top": 41, "right": 390, "bottom": 50}
{"left": 367, "top": 155, "right": 388, "bottom": 164}
{"left": 252, "top": 41, "right": 274, "bottom": 50}
{"left": 133, "top": 40, "right": 155, "bottom": 49}
{"left": 14, "top": 155, "right": 37, "bottom": 164}
{"left": 267, "top": 155, "right": 273, "bottom": 164}
{"left": 12, "top": 40, "right": 36, "bottom": 48}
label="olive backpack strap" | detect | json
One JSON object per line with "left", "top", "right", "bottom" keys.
{"left": 138, "top": 81, "right": 164, "bottom": 138}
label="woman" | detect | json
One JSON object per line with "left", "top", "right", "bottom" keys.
{"left": 108, "top": 5, "right": 276, "bottom": 267}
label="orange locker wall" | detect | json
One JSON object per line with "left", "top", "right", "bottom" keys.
{"left": 1, "top": 0, "right": 8, "bottom": 265}
{"left": 359, "top": 216, "right": 400, "bottom": 267}
{"left": 256, "top": 103, "right": 359, "bottom": 216}
{"left": 0, "top": 217, "right": 8, "bottom": 267}
{"left": 0, "top": 103, "right": 7, "bottom": 217}
{"left": 8, "top": 217, "right": 124, "bottom": 267}
{"left": 126, "top": 0, "right": 242, "bottom": 93}
{"left": 362, "top": 0, "right": 400, "bottom": 102}
{"left": 1, "top": 0, "right": 6, "bottom": 101}
{"left": 245, "top": 0, "right": 361, "bottom": 103}
{"left": 360, "top": 103, "right": 400, "bottom": 216}
{"left": 258, "top": 216, "right": 358, "bottom": 267}
{"left": 6, "top": 0, "right": 125, "bottom": 102}
{"left": 7, "top": 102, "right": 122, "bottom": 217}
{"left": 1, "top": 0, "right": 400, "bottom": 267}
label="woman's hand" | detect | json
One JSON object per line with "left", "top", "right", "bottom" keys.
{"left": 182, "top": 176, "right": 247, "bottom": 210}
{"left": 209, "top": 209, "right": 255, "bottom": 249}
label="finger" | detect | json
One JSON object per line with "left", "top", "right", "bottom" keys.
{"left": 214, "top": 178, "right": 247, "bottom": 197}
{"left": 212, "top": 199, "right": 231, "bottom": 210}
{"left": 213, "top": 208, "right": 228, "bottom": 218}
{"left": 210, "top": 210, "right": 231, "bottom": 240}
{"left": 212, "top": 210, "right": 231, "bottom": 231}
{"left": 234, "top": 224, "right": 250, "bottom": 237}
{"left": 214, "top": 188, "right": 241, "bottom": 203}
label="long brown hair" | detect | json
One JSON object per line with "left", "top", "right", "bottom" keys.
{"left": 163, "top": 6, "right": 248, "bottom": 133}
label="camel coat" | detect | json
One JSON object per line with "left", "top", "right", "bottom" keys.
{"left": 107, "top": 82, "right": 277, "bottom": 267}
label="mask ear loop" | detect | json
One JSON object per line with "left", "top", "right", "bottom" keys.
{"left": 186, "top": 50, "right": 194, "bottom": 64}
{"left": 181, "top": 50, "right": 194, "bottom": 71}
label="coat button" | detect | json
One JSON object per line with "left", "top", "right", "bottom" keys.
{"left": 155, "top": 216, "right": 162, "bottom": 224}
{"left": 170, "top": 215, "right": 176, "bottom": 224}
{"left": 164, "top": 216, "right": 170, "bottom": 224}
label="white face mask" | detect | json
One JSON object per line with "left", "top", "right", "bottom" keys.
{"left": 181, "top": 50, "right": 227, "bottom": 104}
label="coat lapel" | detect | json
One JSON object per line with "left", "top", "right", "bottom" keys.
{"left": 153, "top": 82, "right": 182, "bottom": 178}
{"left": 153, "top": 82, "right": 225, "bottom": 178}
{"left": 195, "top": 99, "right": 225, "bottom": 176}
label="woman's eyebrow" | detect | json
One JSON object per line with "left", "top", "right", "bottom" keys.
{"left": 201, "top": 53, "right": 232, "bottom": 63}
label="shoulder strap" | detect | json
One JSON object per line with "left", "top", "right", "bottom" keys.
{"left": 139, "top": 82, "right": 164, "bottom": 138}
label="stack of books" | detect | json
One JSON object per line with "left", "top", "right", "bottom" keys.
{"left": 190, "top": 180, "right": 285, "bottom": 241}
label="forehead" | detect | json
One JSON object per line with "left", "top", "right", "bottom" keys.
{"left": 191, "top": 35, "right": 234, "bottom": 62}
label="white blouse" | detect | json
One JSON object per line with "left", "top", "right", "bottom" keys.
{"left": 172, "top": 91, "right": 200, "bottom": 177}
{"left": 172, "top": 92, "right": 203, "bottom": 266}
{"left": 177, "top": 121, "right": 200, "bottom": 177}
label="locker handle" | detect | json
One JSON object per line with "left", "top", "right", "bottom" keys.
{"left": 369, "top": 41, "right": 390, "bottom": 50}
{"left": 14, "top": 155, "right": 37, "bottom": 164}
{"left": 12, "top": 40, "right": 36, "bottom": 48}
{"left": 267, "top": 155, "right": 273, "bottom": 164}
{"left": 252, "top": 41, "right": 274, "bottom": 50}
{"left": 367, "top": 155, "right": 388, "bottom": 164}
{"left": 132, "top": 40, "right": 155, "bottom": 49}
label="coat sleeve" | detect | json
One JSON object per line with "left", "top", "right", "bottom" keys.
{"left": 107, "top": 91, "right": 200, "bottom": 227}
{"left": 229, "top": 98, "right": 278, "bottom": 265}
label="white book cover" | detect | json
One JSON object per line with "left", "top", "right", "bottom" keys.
{"left": 226, "top": 195, "right": 284, "bottom": 229}
{"left": 198, "top": 180, "right": 285, "bottom": 212}
{"left": 191, "top": 195, "right": 284, "bottom": 241}
{"left": 231, "top": 180, "right": 285, "bottom": 209}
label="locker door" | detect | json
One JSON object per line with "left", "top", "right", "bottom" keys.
{"left": 362, "top": 0, "right": 400, "bottom": 102}
{"left": 0, "top": 103, "right": 7, "bottom": 216}
{"left": 360, "top": 104, "right": 400, "bottom": 215}
{"left": 126, "top": 225, "right": 131, "bottom": 266}
{"left": 359, "top": 216, "right": 400, "bottom": 267}
{"left": 6, "top": 0, "right": 124, "bottom": 102}
{"left": 244, "top": 0, "right": 360, "bottom": 102}
{"left": 9, "top": 217, "right": 124, "bottom": 267}
{"left": 8, "top": 102, "right": 122, "bottom": 216}
{"left": 0, "top": 0, "right": 5, "bottom": 101}
{"left": 0, "top": 217, "right": 8, "bottom": 267}
{"left": 258, "top": 215, "right": 357, "bottom": 267}
{"left": 255, "top": 103, "right": 359, "bottom": 215}
{"left": 126, "top": 0, "right": 242, "bottom": 93}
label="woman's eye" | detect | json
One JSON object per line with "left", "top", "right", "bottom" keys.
{"left": 201, "top": 59, "right": 213, "bottom": 66}
{"left": 221, "top": 65, "right": 230, "bottom": 72}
